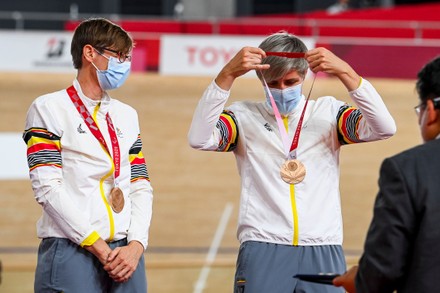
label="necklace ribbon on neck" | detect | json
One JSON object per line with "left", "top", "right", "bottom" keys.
{"left": 67, "top": 86, "right": 125, "bottom": 212}
{"left": 260, "top": 72, "right": 316, "bottom": 160}
{"left": 67, "top": 86, "right": 121, "bottom": 179}
{"left": 259, "top": 50, "right": 315, "bottom": 184}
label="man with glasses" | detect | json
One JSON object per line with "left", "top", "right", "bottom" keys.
{"left": 23, "top": 18, "right": 152, "bottom": 292}
{"left": 414, "top": 97, "right": 440, "bottom": 115}
{"left": 333, "top": 56, "right": 440, "bottom": 292}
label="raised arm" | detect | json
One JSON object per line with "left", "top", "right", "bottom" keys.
{"left": 215, "top": 46, "right": 269, "bottom": 91}
{"left": 305, "top": 47, "right": 360, "bottom": 91}
{"left": 306, "top": 47, "right": 396, "bottom": 142}
{"left": 188, "top": 47, "right": 268, "bottom": 150}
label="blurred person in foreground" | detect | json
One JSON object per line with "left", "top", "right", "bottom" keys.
{"left": 23, "top": 17, "right": 153, "bottom": 292}
{"left": 333, "top": 56, "right": 440, "bottom": 292}
{"left": 327, "top": 0, "right": 350, "bottom": 14}
{"left": 187, "top": 31, "right": 396, "bottom": 292}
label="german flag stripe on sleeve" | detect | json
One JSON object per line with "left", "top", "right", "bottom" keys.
{"left": 129, "top": 135, "right": 150, "bottom": 182}
{"left": 216, "top": 110, "right": 239, "bottom": 152}
{"left": 336, "top": 105, "right": 363, "bottom": 145}
{"left": 22, "top": 128, "right": 62, "bottom": 171}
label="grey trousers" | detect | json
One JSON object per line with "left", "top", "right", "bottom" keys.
{"left": 34, "top": 237, "right": 147, "bottom": 293}
{"left": 234, "top": 241, "right": 346, "bottom": 293}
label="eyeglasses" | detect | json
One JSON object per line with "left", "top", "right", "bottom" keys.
{"left": 414, "top": 102, "right": 426, "bottom": 115}
{"left": 95, "top": 47, "right": 132, "bottom": 63}
{"left": 414, "top": 96, "right": 440, "bottom": 115}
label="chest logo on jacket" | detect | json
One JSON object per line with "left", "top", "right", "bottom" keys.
{"left": 77, "top": 123, "right": 86, "bottom": 134}
{"left": 116, "top": 127, "right": 124, "bottom": 138}
{"left": 263, "top": 122, "right": 273, "bottom": 132}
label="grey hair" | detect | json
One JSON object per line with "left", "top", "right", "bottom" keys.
{"left": 256, "top": 32, "right": 308, "bottom": 83}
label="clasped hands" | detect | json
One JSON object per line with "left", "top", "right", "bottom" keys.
{"left": 87, "top": 238, "right": 144, "bottom": 283}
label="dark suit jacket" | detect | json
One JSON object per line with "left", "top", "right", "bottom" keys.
{"left": 356, "top": 138, "right": 440, "bottom": 293}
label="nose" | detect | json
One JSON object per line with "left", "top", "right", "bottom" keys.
{"left": 279, "top": 84, "right": 289, "bottom": 90}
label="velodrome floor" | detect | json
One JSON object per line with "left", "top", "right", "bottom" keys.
{"left": 0, "top": 71, "right": 420, "bottom": 293}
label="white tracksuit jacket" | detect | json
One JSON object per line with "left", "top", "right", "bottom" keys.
{"left": 23, "top": 79, "right": 153, "bottom": 249}
{"left": 188, "top": 78, "right": 396, "bottom": 246}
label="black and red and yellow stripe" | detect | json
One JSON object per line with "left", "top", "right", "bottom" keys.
{"left": 337, "top": 105, "right": 363, "bottom": 145}
{"left": 216, "top": 110, "right": 239, "bottom": 152}
{"left": 22, "top": 127, "right": 62, "bottom": 171}
{"left": 129, "top": 134, "right": 150, "bottom": 182}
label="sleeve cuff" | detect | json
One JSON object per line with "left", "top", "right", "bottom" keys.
{"left": 358, "top": 76, "right": 363, "bottom": 88}
{"left": 349, "top": 76, "right": 367, "bottom": 95}
{"left": 80, "top": 231, "right": 100, "bottom": 247}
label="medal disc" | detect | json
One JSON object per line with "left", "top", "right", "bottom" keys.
{"left": 280, "top": 159, "right": 306, "bottom": 184}
{"left": 108, "top": 187, "right": 125, "bottom": 213}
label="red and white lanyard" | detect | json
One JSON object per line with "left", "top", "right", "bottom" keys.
{"left": 260, "top": 70, "right": 316, "bottom": 160}
{"left": 66, "top": 86, "right": 121, "bottom": 184}
{"left": 262, "top": 51, "right": 316, "bottom": 160}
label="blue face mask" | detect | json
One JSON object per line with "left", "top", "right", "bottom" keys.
{"left": 266, "top": 83, "right": 303, "bottom": 115}
{"left": 93, "top": 56, "right": 131, "bottom": 91}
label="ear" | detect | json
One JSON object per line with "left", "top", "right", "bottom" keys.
{"left": 425, "top": 99, "right": 439, "bottom": 126}
{"left": 83, "top": 45, "right": 95, "bottom": 63}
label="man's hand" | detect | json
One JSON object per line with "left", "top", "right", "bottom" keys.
{"left": 104, "top": 240, "right": 144, "bottom": 283}
{"left": 83, "top": 238, "right": 112, "bottom": 265}
{"left": 215, "top": 47, "right": 270, "bottom": 91}
{"left": 305, "top": 47, "right": 360, "bottom": 91}
{"left": 333, "top": 265, "right": 358, "bottom": 293}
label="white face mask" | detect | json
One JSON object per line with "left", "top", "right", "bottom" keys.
{"left": 92, "top": 55, "right": 131, "bottom": 91}
{"left": 265, "top": 83, "right": 303, "bottom": 115}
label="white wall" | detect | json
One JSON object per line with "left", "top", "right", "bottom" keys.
{"left": 0, "top": 30, "right": 74, "bottom": 73}
{"left": 160, "top": 34, "right": 315, "bottom": 77}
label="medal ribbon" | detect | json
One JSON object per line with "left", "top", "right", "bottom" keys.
{"left": 266, "top": 52, "right": 306, "bottom": 58}
{"left": 66, "top": 86, "right": 121, "bottom": 182}
{"left": 288, "top": 75, "right": 316, "bottom": 159}
{"left": 260, "top": 71, "right": 316, "bottom": 160}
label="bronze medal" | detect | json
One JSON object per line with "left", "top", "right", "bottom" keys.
{"left": 280, "top": 159, "right": 306, "bottom": 184}
{"left": 109, "top": 187, "right": 124, "bottom": 213}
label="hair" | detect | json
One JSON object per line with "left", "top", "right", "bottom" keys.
{"left": 256, "top": 31, "right": 308, "bottom": 83}
{"left": 416, "top": 56, "right": 440, "bottom": 102}
{"left": 70, "top": 17, "right": 133, "bottom": 69}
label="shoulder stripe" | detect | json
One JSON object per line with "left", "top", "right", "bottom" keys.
{"left": 337, "top": 105, "right": 363, "bottom": 145}
{"left": 23, "top": 128, "right": 62, "bottom": 170}
{"left": 216, "top": 110, "right": 239, "bottom": 152}
{"left": 129, "top": 135, "right": 150, "bottom": 182}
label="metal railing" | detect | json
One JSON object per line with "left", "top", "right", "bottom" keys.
{"left": 1, "top": 10, "right": 440, "bottom": 43}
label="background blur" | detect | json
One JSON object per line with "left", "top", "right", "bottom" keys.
{"left": 1, "top": 0, "right": 439, "bottom": 292}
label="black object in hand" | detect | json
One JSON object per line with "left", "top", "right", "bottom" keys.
{"left": 294, "top": 273, "right": 340, "bottom": 285}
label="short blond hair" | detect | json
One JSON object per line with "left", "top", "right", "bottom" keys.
{"left": 256, "top": 31, "right": 308, "bottom": 83}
